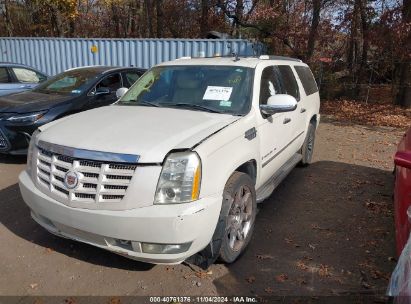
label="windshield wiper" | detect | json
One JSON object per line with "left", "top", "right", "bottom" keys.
{"left": 163, "top": 103, "right": 223, "bottom": 113}
{"left": 123, "top": 100, "right": 160, "bottom": 107}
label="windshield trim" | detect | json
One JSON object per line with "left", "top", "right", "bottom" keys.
{"left": 33, "top": 70, "right": 100, "bottom": 96}
{"left": 117, "top": 64, "right": 255, "bottom": 116}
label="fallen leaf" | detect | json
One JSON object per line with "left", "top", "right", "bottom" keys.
{"left": 195, "top": 271, "right": 211, "bottom": 278}
{"left": 256, "top": 254, "right": 274, "bottom": 260}
{"left": 64, "top": 298, "right": 77, "bottom": 304}
{"left": 275, "top": 274, "right": 288, "bottom": 282}
{"left": 246, "top": 276, "right": 256, "bottom": 283}
{"left": 318, "top": 264, "right": 331, "bottom": 277}
{"left": 284, "top": 238, "right": 293, "bottom": 244}
{"left": 264, "top": 287, "right": 274, "bottom": 294}
{"left": 296, "top": 260, "right": 308, "bottom": 271}
{"left": 29, "top": 283, "right": 38, "bottom": 289}
{"left": 109, "top": 298, "right": 121, "bottom": 304}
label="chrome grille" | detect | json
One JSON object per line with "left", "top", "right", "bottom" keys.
{"left": 0, "top": 129, "right": 9, "bottom": 150}
{"left": 35, "top": 146, "right": 137, "bottom": 205}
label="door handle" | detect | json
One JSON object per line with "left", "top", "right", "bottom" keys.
{"left": 283, "top": 118, "right": 291, "bottom": 124}
{"left": 300, "top": 108, "right": 306, "bottom": 113}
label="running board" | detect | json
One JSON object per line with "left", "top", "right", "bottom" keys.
{"left": 256, "top": 153, "right": 302, "bottom": 203}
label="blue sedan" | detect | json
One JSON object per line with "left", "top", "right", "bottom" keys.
{"left": 0, "top": 63, "right": 48, "bottom": 96}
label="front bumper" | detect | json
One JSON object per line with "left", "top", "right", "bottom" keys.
{"left": 19, "top": 171, "right": 222, "bottom": 264}
{"left": 0, "top": 123, "right": 34, "bottom": 155}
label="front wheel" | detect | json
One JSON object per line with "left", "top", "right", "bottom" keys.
{"left": 300, "top": 122, "right": 316, "bottom": 166}
{"left": 188, "top": 172, "right": 257, "bottom": 268}
{"left": 219, "top": 172, "right": 257, "bottom": 263}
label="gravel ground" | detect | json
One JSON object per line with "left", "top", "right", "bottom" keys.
{"left": 0, "top": 117, "right": 404, "bottom": 300}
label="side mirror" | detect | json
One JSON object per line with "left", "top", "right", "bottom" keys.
{"left": 116, "top": 87, "right": 129, "bottom": 99}
{"left": 394, "top": 151, "right": 411, "bottom": 169}
{"left": 95, "top": 87, "right": 110, "bottom": 96}
{"left": 260, "top": 94, "right": 297, "bottom": 116}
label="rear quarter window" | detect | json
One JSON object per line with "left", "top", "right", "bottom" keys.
{"left": 294, "top": 66, "right": 318, "bottom": 96}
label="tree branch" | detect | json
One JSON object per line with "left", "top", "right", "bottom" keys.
{"left": 215, "top": 0, "right": 298, "bottom": 54}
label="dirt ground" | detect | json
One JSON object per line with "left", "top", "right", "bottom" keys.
{"left": 0, "top": 116, "right": 405, "bottom": 301}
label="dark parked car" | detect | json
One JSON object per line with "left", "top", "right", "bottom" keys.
{"left": 0, "top": 63, "right": 48, "bottom": 96}
{"left": 0, "top": 66, "right": 145, "bottom": 155}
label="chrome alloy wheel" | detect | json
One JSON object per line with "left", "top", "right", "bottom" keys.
{"left": 226, "top": 185, "right": 253, "bottom": 252}
{"left": 307, "top": 130, "right": 314, "bottom": 160}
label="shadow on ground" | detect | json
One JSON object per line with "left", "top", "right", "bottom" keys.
{"left": 0, "top": 183, "right": 154, "bottom": 271}
{"left": 0, "top": 154, "right": 27, "bottom": 165}
{"left": 213, "top": 160, "right": 395, "bottom": 298}
{"left": 0, "top": 160, "right": 397, "bottom": 295}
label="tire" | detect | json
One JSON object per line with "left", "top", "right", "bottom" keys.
{"left": 218, "top": 172, "right": 257, "bottom": 263}
{"left": 300, "top": 122, "right": 316, "bottom": 166}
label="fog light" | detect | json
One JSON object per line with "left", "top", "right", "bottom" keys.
{"left": 141, "top": 242, "right": 191, "bottom": 254}
{"left": 106, "top": 238, "right": 141, "bottom": 252}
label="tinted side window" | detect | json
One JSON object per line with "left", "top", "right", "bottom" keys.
{"left": 0, "top": 68, "right": 10, "bottom": 83}
{"left": 122, "top": 71, "right": 141, "bottom": 87}
{"left": 12, "top": 68, "right": 45, "bottom": 83}
{"left": 259, "top": 66, "right": 283, "bottom": 105}
{"left": 294, "top": 66, "right": 318, "bottom": 96}
{"left": 277, "top": 65, "right": 300, "bottom": 101}
{"left": 96, "top": 73, "right": 121, "bottom": 92}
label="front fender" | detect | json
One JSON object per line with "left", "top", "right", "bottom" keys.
{"left": 194, "top": 114, "right": 260, "bottom": 199}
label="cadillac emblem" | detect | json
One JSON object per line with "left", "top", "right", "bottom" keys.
{"left": 64, "top": 171, "right": 79, "bottom": 189}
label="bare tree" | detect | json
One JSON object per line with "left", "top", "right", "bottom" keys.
{"left": 306, "top": 0, "right": 321, "bottom": 62}
{"left": 199, "top": 0, "right": 208, "bottom": 37}
{"left": 396, "top": 0, "right": 411, "bottom": 107}
{"left": 1, "top": 0, "right": 14, "bottom": 36}
{"left": 156, "top": 0, "right": 163, "bottom": 37}
{"left": 144, "top": 0, "right": 154, "bottom": 37}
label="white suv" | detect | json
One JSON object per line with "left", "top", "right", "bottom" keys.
{"left": 19, "top": 56, "right": 320, "bottom": 266}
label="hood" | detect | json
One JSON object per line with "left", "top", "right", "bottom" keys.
{"left": 39, "top": 105, "right": 240, "bottom": 163}
{"left": 0, "top": 91, "right": 73, "bottom": 113}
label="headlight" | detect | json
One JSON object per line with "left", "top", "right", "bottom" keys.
{"left": 155, "top": 151, "right": 201, "bottom": 204}
{"left": 26, "top": 129, "right": 40, "bottom": 177}
{"left": 7, "top": 111, "right": 47, "bottom": 124}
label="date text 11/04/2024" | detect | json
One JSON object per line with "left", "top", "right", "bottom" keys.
{"left": 149, "top": 296, "right": 258, "bottom": 303}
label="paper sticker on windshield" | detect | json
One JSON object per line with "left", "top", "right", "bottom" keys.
{"left": 203, "top": 86, "right": 232, "bottom": 101}
{"left": 220, "top": 100, "right": 232, "bottom": 107}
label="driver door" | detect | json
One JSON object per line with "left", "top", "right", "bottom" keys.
{"left": 86, "top": 73, "right": 122, "bottom": 109}
{"left": 257, "top": 66, "right": 297, "bottom": 184}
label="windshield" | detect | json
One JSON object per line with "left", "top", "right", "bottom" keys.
{"left": 118, "top": 65, "right": 253, "bottom": 115}
{"left": 33, "top": 69, "right": 99, "bottom": 95}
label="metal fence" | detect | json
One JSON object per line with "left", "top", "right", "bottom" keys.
{"left": 0, "top": 37, "right": 264, "bottom": 76}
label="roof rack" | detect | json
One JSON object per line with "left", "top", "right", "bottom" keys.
{"left": 259, "top": 55, "right": 302, "bottom": 62}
